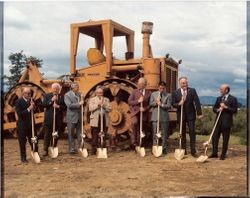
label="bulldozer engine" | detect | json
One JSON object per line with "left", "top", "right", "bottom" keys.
{"left": 3, "top": 19, "right": 180, "bottom": 146}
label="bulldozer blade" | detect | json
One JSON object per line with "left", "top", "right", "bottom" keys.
{"left": 30, "top": 151, "right": 40, "bottom": 163}
{"left": 152, "top": 145, "right": 162, "bottom": 157}
{"left": 48, "top": 146, "right": 58, "bottom": 159}
{"left": 79, "top": 148, "right": 88, "bottom": 158}
{"left": 196, "top": 155, "right": 208, "bottom": 163}
{"left": 96, "top": 148, "right": 108, "bottom": 159}
{"left": 174, "top": 148, "right": 185, "bottom": 161}
{"left": 139, "top": 147, "right": 146, "bottom": 157}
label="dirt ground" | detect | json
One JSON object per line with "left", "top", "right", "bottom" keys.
{"left": 3, "top": 137, "right": 247, "bottom": 197}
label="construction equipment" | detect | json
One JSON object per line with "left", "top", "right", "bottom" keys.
{"left": 152, "top": 94, "right": 163, "bottom": 157}
{"left": 3, "top": 20, "right": 180, "bottom": 146}
{"left": 48, "top": 104, "right": 59, "bottom": 158}
{"left": 30, "top": 107, "right": 40, "bottom": 163}
{"left": 79, "top": 103, "right": 88, "bottom": 158}
{"left": 197, "top": 110, "right": 222, "bottom": 163}
{"left": 174, "top": 103, "right": 185, "bottom": 161}
{"left": 97, "top": 106, "right": 108, "bottom": 158}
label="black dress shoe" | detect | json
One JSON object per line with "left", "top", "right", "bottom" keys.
{"left": 220, "top": 155, "right": 225, "bottom": 160}
{"left": 209, "top": 154, "right": 218, "bottom": 158}
{"left": 191, "top": 153, "right": 198, "bottom": 158}
{"left": 21, "top": 159, "right": 28, "bottom": 163}
{"left": 162, "top": 149, "right": 167, "bottom": 155}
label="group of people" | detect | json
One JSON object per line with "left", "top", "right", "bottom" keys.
{"left": 15, "top": 76, "right": 238, "bottom": 163}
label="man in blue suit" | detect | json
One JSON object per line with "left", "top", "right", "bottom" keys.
{"left": 209, "top": 84, "right": 238, "bottom": 160}
{"left": 172, "top": 76, "right": 203, "bottom": 157}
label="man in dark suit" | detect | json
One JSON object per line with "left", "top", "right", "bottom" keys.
{"left": 128, "top": 77, "right": 151, "bottom": 149}
{"left": 15, "top": 87, "right": 38, "bottom": 163}
{"left": 172, "top": 76, "right": 203, "bottom": 157}
{"left": 41, "top": 83, "right": 66, "bottom": 156}
{"left": 209, "top": 84, "right": 238, "bottom": 160}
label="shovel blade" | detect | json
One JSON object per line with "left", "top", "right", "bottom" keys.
{"left": 96, "top": 148, "right": 108, "bottom": 159}
{"left": 31, "top": 151, "right": 40, "bottom": 163}
{"left": 196, "top": 155, "right": 208, "bottom": 163}
{"left": 48, "top": 147, "right": 58, "bottom": 158}
{"left": 174, "top": 149, "right": 185, "bottom": 160}
{"left": 139, "top": 147, "right": 146, "bottom": 157}
{"left": 79, "top": 148, "right": 88, "bottom": 158}
{"left": 152, "top": 146, "right": 162, "bottom": 157}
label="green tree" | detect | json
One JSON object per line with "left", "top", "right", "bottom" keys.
{"left": 4, "top": 50, "right": 43, "bottom": 90}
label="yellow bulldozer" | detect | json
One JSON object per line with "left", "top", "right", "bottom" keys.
{"left": 3, "top": 19, "right": 180, "bottom": 145}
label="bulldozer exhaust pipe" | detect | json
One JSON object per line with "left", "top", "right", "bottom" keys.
{"left": 141, "top": 21, "right": 153, "bottom": 58}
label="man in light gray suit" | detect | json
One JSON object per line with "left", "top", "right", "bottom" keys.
{"left": 150, "top": 81, "right": 172, "bottom": 155}
{"left": 89, "top": 86, "right": 111, "bottom": 154}
{"left": 64, "top": 82, "right": 84, "bottom": 154}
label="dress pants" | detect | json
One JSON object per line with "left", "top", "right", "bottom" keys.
{"left": 67, "top": 121, "right": 81, "bottom": 153}
{"left": 212, "top": 122, "right": 231, "bottom": 157}
{"left": 44, "top": 124, "right": 60, "bottom": 152}
{"left": 181, "top": 120, "right": 196, "bottom": 154}
{"left": 91, "top": 116, "right": 107, "bottom": 153}
{"left": 17, "top": 127, "right": 38, "bottom": 161}
{"left": 152, "top": 121, "right": 168, "bottom": 150}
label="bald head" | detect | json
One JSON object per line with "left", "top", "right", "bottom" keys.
{"left": 137, "top": 77, "right": 147, "bottom": 90}
{"left": 179, "top": 76, "right": 188, "bottom": 90}
{"left": 22, "top": 87, "right": 32, "bottom": 100}
{"left": 220, "top": 84, "right": 230, "bottom": 95}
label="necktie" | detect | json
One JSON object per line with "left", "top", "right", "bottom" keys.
{"left": 183, "top": 90, "right": 187, "bottom": 100}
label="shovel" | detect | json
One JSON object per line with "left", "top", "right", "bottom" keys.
{"left": 152, "top": 95, "right": 163, "bottom": 157}
{"left": 197, "top": 110, "right": 222, "bottom": 163}
{"left": 48, "top": 104, "right": 59, "bottom": 158}
{"left": 30, "top": 108, "right": 40, "bottom": 163}
{"left": 97, "top": 106, "right": 108, "bottom": 159}
{"left": 79, "top": 103, "right": 88, "bottom": 158}
{"left": 174, "top": 103, "right": 185, "bottom": 160}
{"left": 136, "top": 102, "right": 146, "bottom": 157}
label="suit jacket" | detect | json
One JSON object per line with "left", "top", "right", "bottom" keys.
{"left": 64, "top": 90, "right": 82, "bottom": 124}
{"left": 42, "top": 92, "right": 66, "bottom": 126}
{"left": 88, "top": 96, "right": 111, "bottom": 127}
{"left": 128, "top": 89, "right": 151, "bottom": 123}
{"left": 213, "top": 94, "right": 238, "bottom": 128}
{"left": 15, "top": 97, "right": 32, "bottom": 130}
{"left": 150, "top": 91, "right": 172, "bottom": 122}
{"left": 172, "top": 87, "right": 202, "bottom": 121}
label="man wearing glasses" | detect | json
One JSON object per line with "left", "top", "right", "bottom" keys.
{"left": 15, "top": 87, "right": 39, "bottom": 163}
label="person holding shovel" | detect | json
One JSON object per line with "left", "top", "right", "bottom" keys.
{"left": 41, "top": 83, "right": 66, "bottom": 157}
{"left": 150, "top": 81, "right": 172, "bottom": 155}
{"left": 209, "top": 84, "right": 238, "bottom": 160}
{"left": 15, "top": 87, "right": 39, "bottom": 163}
{"left": 128, "top": 77, "right": 151, "bottom": 151}
{"left": 88, "top": 86, "right": 111, "bottom": 155}
{"left": 172, "top": 76, "right": 203, "bottom": 157}
{"left": 64, "top": 82, "right": 84, "bottom": 154}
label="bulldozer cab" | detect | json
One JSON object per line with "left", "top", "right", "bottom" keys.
{"left": 70, "top": 19, "right": 135, "bottom": 76}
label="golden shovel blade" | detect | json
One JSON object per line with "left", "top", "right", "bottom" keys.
{"left": 96, "top": 148, "right": 108, "bottom": 159}
{"left": 196, "top": 155, "right": 208, "bottom": 163}
{"left": 79, "top": 148, "right": 88, "bottom": 158}
{"left": 152, "top": 145, "right": 162, "bottom": 157}
{"left": 139, "top": 147, "right": 146, "bottom": 157}
{"left": 174, "top": 149, "right": 185, "bottom": 161}
{"left": 48, "top": 147, "right": 58, "bottom": 158}
{"left": 30, "top": 151, "right": 40, "bottom": 163}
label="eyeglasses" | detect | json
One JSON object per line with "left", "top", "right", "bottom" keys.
{"left": 23, "top": 92, "right": 31, "bottom": 95}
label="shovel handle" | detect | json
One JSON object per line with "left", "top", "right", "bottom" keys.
{"left": 178, "top": 104, "right": 184, "bottom": 149}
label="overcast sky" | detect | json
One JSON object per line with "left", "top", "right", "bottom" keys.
{"left": 3, "top": 1, "right": 246, "bottom": 98}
